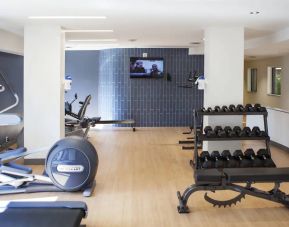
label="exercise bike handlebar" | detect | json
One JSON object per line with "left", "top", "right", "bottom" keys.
{"left": 70, "top": 93, "right": 78, "bottom": 105}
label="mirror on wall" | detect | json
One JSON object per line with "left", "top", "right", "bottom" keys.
{"left": 267, "top": 67, "right": 281, "bottom": 96}
{"left": 247, "top": 68, "right": 257, "bottom": 92}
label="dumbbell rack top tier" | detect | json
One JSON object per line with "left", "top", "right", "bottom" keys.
{"left": 193, "top": 108, "right": 270, "bottom": 170}
{"left": 197, "top": 110, "right": 268, "bottom": 116}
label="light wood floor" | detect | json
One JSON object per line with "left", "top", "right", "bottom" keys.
{"left": 2, "top": 127, "right": 289, "bottom": 227}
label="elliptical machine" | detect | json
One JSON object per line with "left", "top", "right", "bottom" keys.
{"left": 0, "top": 70, "right": 23, "bottom": 151}
{"left": 0, "top": 136, "right": 99, "bottom": 197}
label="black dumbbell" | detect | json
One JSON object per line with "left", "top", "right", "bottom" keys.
{"left": 233, "top": 150, "right": 245, "bottom": 167}
{"left": 207, "top": 107, "right": 213, "bottom": 112}
{"left": 229, "top": 104, "right": 236, "bottom": 112}
{"left": 221, "top": 150, "right": 238, "bottom": 168}
{"left": 244, "top": 148, "right": 263, "bottom": 167}
{"left": 251, "top": 126, "right": 267, "bottom": 137}
{"left": 233, "top": 150, "right": 251, "bottom": 168}
{"left": 245, "top": 104, "right": 254, "bottom": 112}
{"left": 253, "top": 103, "right": 261, "bottom": 112}
{"left": 232, "top": 126, "right": 242, "bottom": 136}
{"left": 236, "top": 104, "right": 245, "bottom": 112}
{"left": 239, "top": 127, "right": 251, "bottom": 137}
{"left": 224, "top": 126, "right": 237, "bottom": 137}
{"left": 251, "top": 126, "right": 261, "bottom": 136}
{"left": 211, "top": 151, "right": 224, "bottom": 168}
{"left": 214, "top": 106, "right": 221, "bottom": 112}
{"left": 259, "top": 130, "right": 268, "bottom": 137}
{"left": 221, "top": 105, "right": 229, "bottom": 112}
{"left": 200, "top": 107, "right": 206, "bottom": 112}
{"left": 256, "top": 149, "right": 276, "bottom": 167}
{"left": 214, "top": 126, "right": 226, "bottom": 137}
{"left": 254, "top": 103, "right": 266, "bottom": 112}
{"left": 204, "top": 126, "right": 216, "bottom": 138}
{"left": 199, "top": 151, "right": 213, "bottom": 169}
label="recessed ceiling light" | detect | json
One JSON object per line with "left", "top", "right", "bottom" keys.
{"left": 74, "top": 43, "right": 120, "bottom": 47}
{"left": 63, "top": 29, "right": 113, "bottom": 33}
{"left": 190, "top": 42, "right": 201, "bottom": 45}
{"left": 250, "top": 11, "right": 260, "bottom": 15}
{"left": 68, "top": 39, "right": 117, "bottom": 42}
{"left": 28, "top": 16, "right": 106, "bottom": 19}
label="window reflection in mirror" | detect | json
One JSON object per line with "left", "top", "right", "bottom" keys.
{"left": 247, "top": 68, "right": 257, "bottom": 92}
{"left": 267, "top": 67, "right": 281, "bottom": 96}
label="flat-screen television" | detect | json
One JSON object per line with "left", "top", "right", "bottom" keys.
{"left": 130, "top": 57, "right": 164, "bottom": 78}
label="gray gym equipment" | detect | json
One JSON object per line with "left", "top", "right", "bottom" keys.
{"left": 65, "top": 94, "right": 96, "bottom": 138}
{"left": 0, "top": 201, "right": 87, "bottom": 227}
{"left": 0, "top": 70, "right": 23, "bottom": 151}
{"left": 0, "top": 136, "right": 98, "bottom": 197}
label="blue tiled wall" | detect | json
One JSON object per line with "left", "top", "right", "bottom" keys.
{"left": 65, "top": 48, "right": 204, "bottom": 127}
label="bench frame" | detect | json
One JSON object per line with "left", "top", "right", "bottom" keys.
{"left": 177, "top": 107, "right": 289, "bottom": 213}
{"left": 177, "top": 177, "right": 289, "bottom": 213}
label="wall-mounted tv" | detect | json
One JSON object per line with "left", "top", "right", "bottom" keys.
{"left": 130, "top": 57, "right": 164, "bottom": 78}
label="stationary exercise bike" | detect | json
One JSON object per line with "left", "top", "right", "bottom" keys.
{"left": 0, "top": 136, "right": 98, "bottom": 197}
{"left": 65, "top": 94, "right": 97, "bottom": 138}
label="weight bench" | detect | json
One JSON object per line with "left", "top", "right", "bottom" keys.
{"left": 177, "top": 167, "right": 289, "bottom": 213}
{"left": 0, "top": 201, "right": 87, "bottom": 227}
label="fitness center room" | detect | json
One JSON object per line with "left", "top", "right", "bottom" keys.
{"left": 1, "top": 1, "right": 289, "bottom": 227}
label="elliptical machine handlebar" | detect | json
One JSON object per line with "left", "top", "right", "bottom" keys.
{"left": 0, "top": 71, "right": 19, "bottom": 114}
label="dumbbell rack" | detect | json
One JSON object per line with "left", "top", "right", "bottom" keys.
{"left": 191, "top": 108, "right": 270, "bottom": 169}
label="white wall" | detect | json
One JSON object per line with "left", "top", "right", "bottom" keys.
{"left": 246, "top": 108, "right": 289, "bottom": 148}
{"left": 0, "top": 29, "right": 23, "bottom": 55}
{"left": 244, "top": 55, "right": 289, "bottom": 111}
{"left": 24, "top": 25, "right": 65, "bottom": 159}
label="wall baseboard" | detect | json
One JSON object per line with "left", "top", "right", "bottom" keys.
{"left": 24, "top": 159, "right": 45, "bottom": 165}
{"left": 270, "top": 140, "right": 289, "bottom": 152}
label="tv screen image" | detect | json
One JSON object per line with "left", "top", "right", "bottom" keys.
{"left": 130, "top": 57, "right": 164, "bottom": 78}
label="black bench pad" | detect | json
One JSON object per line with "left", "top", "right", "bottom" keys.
{"left": 195, "top": 169, "right": 223, "bottom": 185}
{"left": 195, "top": 167, "right": 289, "bottom": 185}
{"left": 224, "top": 167, "right": 289, "bottom": 183}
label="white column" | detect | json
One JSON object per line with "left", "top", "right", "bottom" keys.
{"left": 24, "top": 25, "right": 65, "bottom": 159}
{"left": 203, "top": 27, "right": 244, "bottom": 151}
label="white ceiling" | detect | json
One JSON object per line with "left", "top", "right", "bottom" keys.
{"left": 1, "top": 0, "right": 289, "bottom": 57}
